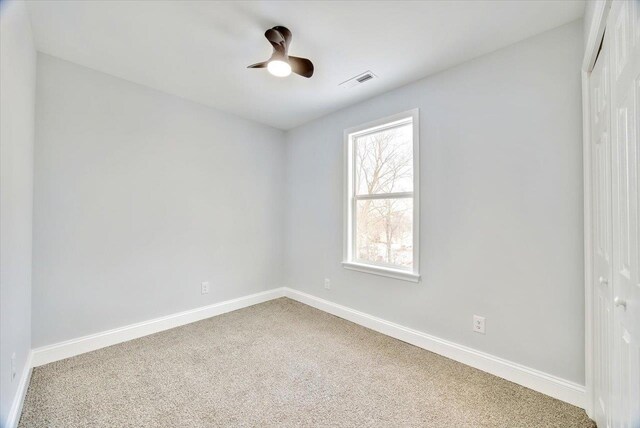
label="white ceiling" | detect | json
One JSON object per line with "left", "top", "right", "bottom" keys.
{"left": 26, "top": 1, "right": 584, "bottom": 130}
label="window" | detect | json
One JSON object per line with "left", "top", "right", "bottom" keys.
{"left": 343, "top": 109, "right": 420, "bottom": 282}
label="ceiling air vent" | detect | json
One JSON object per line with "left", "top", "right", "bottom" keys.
{"left": 339, "top": 71, "right": 377, "bottom": 88}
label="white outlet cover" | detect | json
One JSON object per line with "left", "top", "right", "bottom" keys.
{"left": 324, "top": 278, "right": 331, "bottom": 290}
{"left": 473, "top": 315, "right": 485, "bottom": 334}
{"left": 201, "top": 282, "right": 210, "bottom": 294}
{"left": 11, "top": 352, "right": 16, "bottom": 381}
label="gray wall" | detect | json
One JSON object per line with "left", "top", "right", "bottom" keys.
{"left": 284, "top": 21, "right": 585, "bottom": 384}
{"left": 32, "top": 54, "right": 286, "bottom": 347}
{"left": 0, "top": 0, "right": 36, "bottom": 424}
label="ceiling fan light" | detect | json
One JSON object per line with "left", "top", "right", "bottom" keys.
{"left": 267, "top": 60, "right": 292, "bottom": 77}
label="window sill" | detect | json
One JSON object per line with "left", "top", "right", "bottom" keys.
{"left": 342, "top": 261, "right": 421, "bottom": 283}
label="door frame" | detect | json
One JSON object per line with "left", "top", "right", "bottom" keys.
{"left": 582, "top": 0, "right": 612, "bottom": 419}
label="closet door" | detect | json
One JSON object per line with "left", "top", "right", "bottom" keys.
{"left": 608, "top": 0, "right": 640, "bottom": 426}
{"left": 591, "top": 31, "right": 613, "bottom": 428}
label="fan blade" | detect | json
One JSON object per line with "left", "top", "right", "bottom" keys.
{"left": 273, "top": 26, "right": 291, "bottom": 52}
{"left": 247, "top": 61, "right": 268, "bottom": 69}
{"left": 265, "top": 28, "right": 284, "bottom": 43}
{"left": 265, "top": 28, "right": 287, "bottom": 56}
{"left": 289, "top": 56, "right": 314, "bottom": 78}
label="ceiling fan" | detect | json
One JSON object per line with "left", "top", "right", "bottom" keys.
{"left": 247, "top": 26, "right": 314, "bottom": 78}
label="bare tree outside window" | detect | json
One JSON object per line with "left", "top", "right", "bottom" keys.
{"left": 353, "top": 124, "right": 413, "bottom": 268}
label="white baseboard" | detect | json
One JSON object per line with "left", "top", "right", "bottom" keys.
{"left": 283, "top": 287, "right": 585, "bottom": 409}
{"left": 25, "top": 286, "right": 584, "bottom": 413}
{"left": 31, "top": 288, "right": 285, "bottom": 367}
{"left": 5, "top": 351, "right": 33, "bottom": 428}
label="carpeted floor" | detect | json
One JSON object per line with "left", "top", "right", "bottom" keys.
{"left": 19, "top": 298, "right": 594, "bottom": 427}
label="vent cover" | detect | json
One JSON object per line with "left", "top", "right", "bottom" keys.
{"left": 339, "top": 71, "right": 377, "bottom": 88}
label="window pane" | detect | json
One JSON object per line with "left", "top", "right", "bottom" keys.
{"left": 355, "top": 123, "right": 413, "bottom": 195}
{"left": 356, "top": 198, "right": 413, "bottom": 268}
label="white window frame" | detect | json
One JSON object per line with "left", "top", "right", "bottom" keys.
{"left": 342, "top": 109, "right": 420, "bottom": 282}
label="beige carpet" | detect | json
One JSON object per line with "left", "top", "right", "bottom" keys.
{"left": 19, "top": 298, "right": 594, "bottom": 427}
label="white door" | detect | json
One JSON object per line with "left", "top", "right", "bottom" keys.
{"left": 591, "top": 31, "right": 614, "bottom": 428}
{"left": 608, "top": 0, "right": 640, "bottom": 426}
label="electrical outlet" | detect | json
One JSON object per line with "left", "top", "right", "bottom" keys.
{"left": 324, "top": 278, "right": 331, "bottom": 290}
{"left": 473, "top": 315, "right": 485, "bottom": 334}
{"left": 11, "top": 353, "right": 16, "bottom": 382}
{"left": 201, "top": 282, "right": 210, "bottom": 294}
